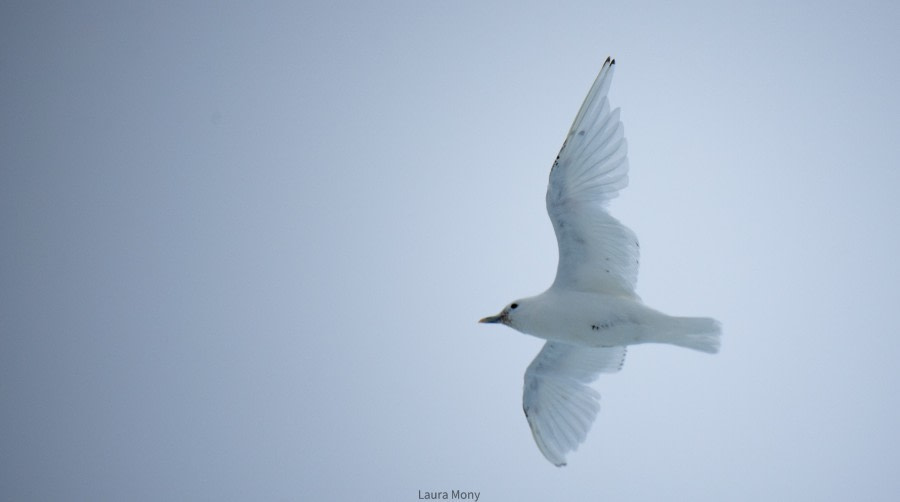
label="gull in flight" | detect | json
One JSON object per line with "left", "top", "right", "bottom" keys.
{"left": 480, "top": 57, "right": 721, "bottom": 467}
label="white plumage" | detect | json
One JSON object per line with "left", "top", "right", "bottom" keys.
{"left": 480, "top": 58, "right": 721, "bottom": 467}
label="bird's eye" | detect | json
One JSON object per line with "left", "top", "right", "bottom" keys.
{"left": 511, "top": 303, "right": 518, "bottom": 309}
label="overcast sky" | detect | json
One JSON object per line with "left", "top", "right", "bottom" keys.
{"left": 3, "top": 1, "right": 900, "bottom": 500}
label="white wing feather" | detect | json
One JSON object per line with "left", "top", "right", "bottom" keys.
{"left": 523, "top": 342, "right": 627, "bottom": 466}
{"left": 546, "top": 58, "right": 639, "bottom": 296}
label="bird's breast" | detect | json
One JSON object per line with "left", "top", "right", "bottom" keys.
{"left": 515, "top": 290, "right": 646, "bottom": 347}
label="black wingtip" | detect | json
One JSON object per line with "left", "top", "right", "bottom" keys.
{"left": 605, "top": 56, "right": 611, "bottom": 63}
{"left": 610, "top": 58, "right": 616, "bottom": 65}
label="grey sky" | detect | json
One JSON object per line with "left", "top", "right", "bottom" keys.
{"left": 2, "top": 1, "right": 899, "bottom": 500}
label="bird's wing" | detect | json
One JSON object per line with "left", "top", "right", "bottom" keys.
{"left": 546, "top": 57, "right": 639, "bottom": 296}
{"left": 523, "top": 341, "right": 627, "bottom": 466}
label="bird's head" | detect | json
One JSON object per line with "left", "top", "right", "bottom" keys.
{"left": 479, "top": 299, "right": 529, "bottom": 328}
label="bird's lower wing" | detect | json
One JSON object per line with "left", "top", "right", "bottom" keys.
{"left": 523, "top": 341, "right": 627, "bottom": 466}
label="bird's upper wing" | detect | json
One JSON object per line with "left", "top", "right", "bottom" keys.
{"left": 523, "top": 341, "right": 627, "bottom": 466}
{"left": 546, "top": 58, "right": 639, "bottom": 296}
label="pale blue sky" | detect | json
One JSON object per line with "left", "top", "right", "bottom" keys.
{"left": 2, "top": 1, "right": 900, "bottom": 500}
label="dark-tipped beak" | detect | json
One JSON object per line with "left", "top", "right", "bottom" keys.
{"left": 479, "top": 313, "right": 503, "bottom": 324}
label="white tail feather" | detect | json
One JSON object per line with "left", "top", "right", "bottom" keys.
{"left": 660, "top": 317, "right": 722, "bottom": 354}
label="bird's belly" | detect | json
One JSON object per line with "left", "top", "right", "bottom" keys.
{"left": 518, "top": 293, "right": 658, "bottom": 347}
{"left": 538, "top": 321, "right": 648, "bottom": 347}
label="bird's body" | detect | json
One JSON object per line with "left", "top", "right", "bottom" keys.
{"left": 480, "top": 57, "right": 721, "bottom": 467}
{"left": 503, "top": 289, "right": 719, "bottom": 352}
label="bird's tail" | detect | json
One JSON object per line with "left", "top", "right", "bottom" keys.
{"left": 658, "top": 317, "right": 722, "bottom": 354}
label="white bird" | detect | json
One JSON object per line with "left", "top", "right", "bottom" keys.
{"left": 480, "top": 57, "right": 721, "bottom": 467}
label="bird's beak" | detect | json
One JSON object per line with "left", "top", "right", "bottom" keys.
{"left": 479, "top": 313, "right": 503, "bottom": 324}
